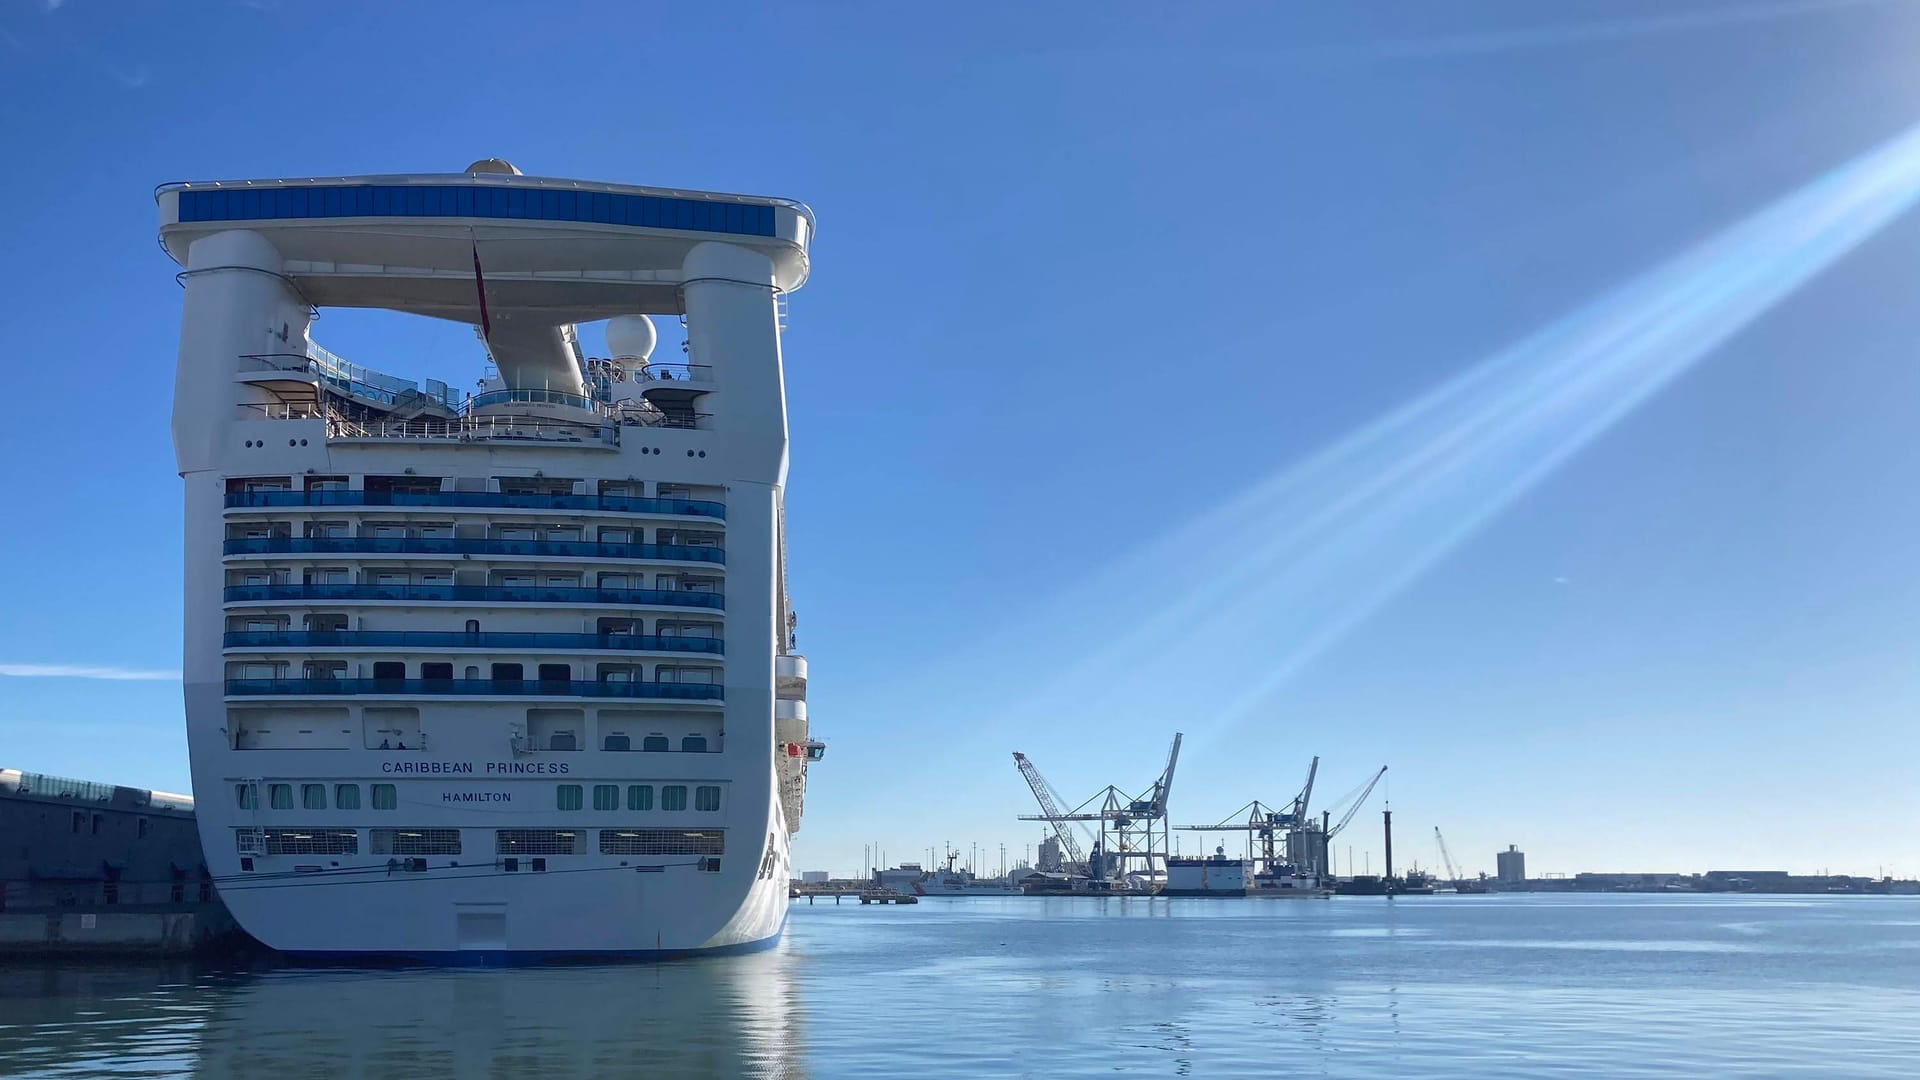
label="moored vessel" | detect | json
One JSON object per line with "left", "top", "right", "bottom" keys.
{"left": 160, "top": 160, "right": 823, "bottom": 959}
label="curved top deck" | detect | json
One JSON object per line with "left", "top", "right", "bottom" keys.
{"left": 155, "top": 171, "right": 814, "bottom": 322}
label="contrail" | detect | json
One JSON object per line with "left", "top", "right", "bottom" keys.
{"left": 0, "top": 663, "right": 181, "bottom": 681}
{"left": 993, "top": 120, "right": 1920, "bottom": 742}
{"left": 1345, "top": 0, "right": 1894, "bottom": 61}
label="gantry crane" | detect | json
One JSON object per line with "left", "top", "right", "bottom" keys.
{"left": 1014, "top": 733, "right": 1182, "bottom": 885}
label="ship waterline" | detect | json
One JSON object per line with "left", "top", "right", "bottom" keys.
{"left": 161, "top": 160, "right": 822, "bottom": 958}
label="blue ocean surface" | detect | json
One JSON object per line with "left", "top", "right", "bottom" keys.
{"left": 3, "top": 894, "right": 1918, "bottom": 1077}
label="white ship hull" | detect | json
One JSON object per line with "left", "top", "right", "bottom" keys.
{"left": 160, "top": 166, "right": 819, "bottom": 959}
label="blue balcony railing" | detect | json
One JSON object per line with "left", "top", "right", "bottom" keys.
{"left": 223, "top": 490, "right": 725, "bottom": 519}
{"left": 224, "top": 678, "right": 724, "bottom": 700}
{"left": 221, "top": 584, "right": 725, "bottom": 609}
{"left": 221, "top": 537, "right": 725, "bottom": 564}
{"left": 222, "top": 631, "right": 723, "bottom": 654}
{"left": 468, "top": 388, "right": 596, "bottom": 411}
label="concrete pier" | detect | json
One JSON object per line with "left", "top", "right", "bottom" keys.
{"left": 0, "top": 903, "right": 249, "bottom": 958}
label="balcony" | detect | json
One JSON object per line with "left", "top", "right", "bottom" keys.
{"left": 224, "top": 678, "right": 724, "bottom": 700}
{"left": 224, "top": 490, "right": 725, "bottom": 519}
{"left": 222, "top": 631, "right": 723, "bottom": 654}
{"left": 222, "top": 537, "right": 725, "bottom": 564}
{"left": 222, "top": 584, "right": 725, "bottom": 609}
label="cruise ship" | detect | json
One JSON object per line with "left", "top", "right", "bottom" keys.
{"left": 159, "top": 159, "right": 822, "bottom": 960}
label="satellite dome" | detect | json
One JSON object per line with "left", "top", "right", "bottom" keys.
{"left": 605, "top": 315, "right": 658, "bottom": 362}
{"left": 465, "top": 158, "right": 523, "bottom": 176}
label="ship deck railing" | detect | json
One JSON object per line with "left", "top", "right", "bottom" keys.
{"left": 221, "top": 583, "right": 725, "bottom": 608}
{"left": 221, "top": 536, "right": 726, "bottom": 563}
{"left": 222, "top": 630, "right": 723, "bottom": 653}
{"left": 224, "top": 678, "right": 724, "bottom": 699}
{"left": 223, "top": 489, "right": 726, "bottom": 519}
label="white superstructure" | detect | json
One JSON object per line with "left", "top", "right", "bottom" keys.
{"left": 159, "top": 160, "right": 822, "bottom": 959}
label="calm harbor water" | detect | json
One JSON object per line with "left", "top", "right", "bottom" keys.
{"left": 3, "top": 893, "right": 1919, "bottom": 1078}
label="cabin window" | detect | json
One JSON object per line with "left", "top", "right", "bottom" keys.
{"left": 603, "top": 734, "right": 631, "bottom": 751}
{"left": 662, "top": 785, "right": 688, "bottom": 812}
{"left": 372, "top": 661, "right": 405, "bottom": 681}
{"left": 421, "top": 663, "right": 453, "bottom": 682}
{"left": 593, "top": 785, "right": 619, "bottom": 811}
{"left": 627, "top": 785, "right": 653, "bottom": 811}
{"left": 491, "top": 663, "right": 524, "bottom": 683}
{"left": 371, "top": 784, "right": 396, "bottom": 810}
{"left": 642, "top": 735, "right": 670, "bottom": 753}
{"left": 269, "top": 783, "right": 293, "bottom": 810}
{"left": 537, "top": 663, "right": 571, "bottom": 685}
{"left": 235, "top": 784, "right": 256, "bottom": 809}
{"left": 336, "top": 784, "right": 360, "bottom": 810}
{"left": 681, "top": 735, "right": 708, "bottom": 753}
{"left": 556, "top": 785, "right": 583, "bottom": 811}
{"left": 302, "top": 784, "right": 327, "bottom": 810}
{"left": 695, "top": 786, "right": 721, "bottom": 812}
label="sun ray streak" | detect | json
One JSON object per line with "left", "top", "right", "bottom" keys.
{"left": 993, "top": 121, "right": 1920, "bottom": 743}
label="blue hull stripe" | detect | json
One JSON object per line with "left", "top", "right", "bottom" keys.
{"left": 281, "top": 926, "right": 783, "bottom": 967}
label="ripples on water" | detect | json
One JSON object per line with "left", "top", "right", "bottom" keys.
{"left": 3, "top": 895, "right": 1918, "bottom": 1078}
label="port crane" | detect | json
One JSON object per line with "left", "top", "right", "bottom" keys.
{"left": 1434, "top": 827, "right": 1465, "bottom": 884}
{"left": 1014, "top": 733, "right": 1183, "bottom": 885}
{"left": 1311, "top": 765, "right": 1387, "bottom": 877}
{"left": 1177, "top": 755, "right": 1322, "bottom": 878}
{"left": 1324, "top": 766, "right": 1388, "bottom": 841}
{"left": 1012, "top": 752, "right": 1087, "bottom": 867}
{"left": 1433, "top": 827, "right": 1488, "bottom": 892}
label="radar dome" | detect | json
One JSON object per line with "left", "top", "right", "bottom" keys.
{"left": 605, "top": 315, "right": 658, "bottom": 362}
{"left": 465, "top": 157, "right": 523, "bottom": 176}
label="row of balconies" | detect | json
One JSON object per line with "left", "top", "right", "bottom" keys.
{"left": 222, "top": 630, "right": 724, "bottom": 653}
{"left": 224, "top": 489, "right": 725, "bottom": 520}
{"left": 222, "top": 583, "right": 726, "bottom": 608}
{"left": 224, "top": 678, "right": 724, "bottom": 700}
{"left": 222, "top": 536, "right": 726, "bottom": 562}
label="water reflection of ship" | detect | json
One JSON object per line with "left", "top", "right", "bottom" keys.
{"left": 188, "top": 950, "right": 806, "bottom": 1078}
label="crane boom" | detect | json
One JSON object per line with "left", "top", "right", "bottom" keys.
{"left": 1290, "top": 756, "right": 1319, "bottom": 824}
{"left": 1434, "top": 827, "right": 1465, "bottom": 883}
{"left": 1327, "top": 765, "right": 1387, "bottom": 839}
{"left": 1012, "top": 752, "right": 1087, "bottom": 865}
{"left": 1148, "top": 733, "right": 1182, "bottom": 817}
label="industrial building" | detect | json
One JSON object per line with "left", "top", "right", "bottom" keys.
{"left": 1497, "top": 845, "right": 1527, "bottom": 884}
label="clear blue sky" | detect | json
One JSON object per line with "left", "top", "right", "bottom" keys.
{"left": 2, "top": 0, "right": 1917, "bottom": 879}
